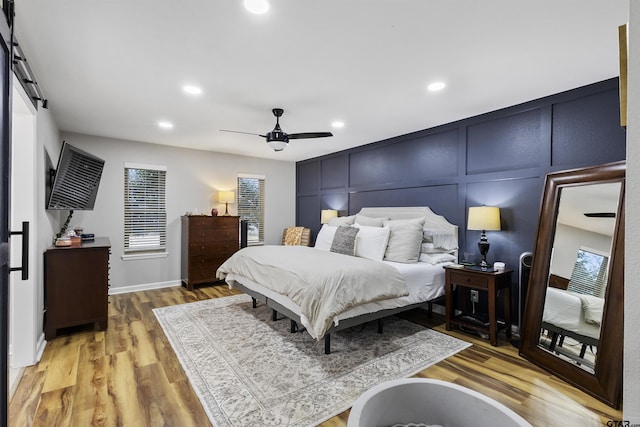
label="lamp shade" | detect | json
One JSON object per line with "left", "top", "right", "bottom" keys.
{"left": 467, "top": 206, "right": 501, "bottom": 231}
{"left": 320, "top": 209, "right": 338, "bottom": 224}
{"left": 218, "top": 191, "right": 235, "bottom": 204}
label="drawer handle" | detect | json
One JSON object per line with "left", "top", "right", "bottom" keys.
{"left": 201, "top": 233, "right": 205, "bottom": 237}
{"left": 201, "top": 259, "right": 205, "bottom": 263}
{"left": 201, "top": 245, "right": 205, "bottom": 250}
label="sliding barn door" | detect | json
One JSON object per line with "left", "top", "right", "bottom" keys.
{"left": 0, "top": 5, "right": 12, "bottom": 426}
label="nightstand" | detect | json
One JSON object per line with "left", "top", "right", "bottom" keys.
{"left": 443, "top": 265, "right": 513, "bottom": 346}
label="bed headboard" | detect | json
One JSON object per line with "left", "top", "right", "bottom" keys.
{"left": 357, "top": 207, "right": 459, "bottom": 259}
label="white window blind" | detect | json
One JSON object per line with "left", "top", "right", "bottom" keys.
{"left": 124, "top": 164, "right": 167, "bottom": 252}
{"left": 237, "top": 174, "right": 265, "bottom": 245}
{"left": 566, "top": 247, "right": 609, "bottom": 298}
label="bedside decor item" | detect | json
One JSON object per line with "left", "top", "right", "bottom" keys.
{"left": 320, "top": 209, "right": 338, "bottom": 224}
{"left": 467, "top": 206, "right": 501, "bottom": 268}
{"left": 218, "top": 191, "right": 235, "bottom": 216}
{"left": 211, "top": 208, "right": 218, "bottom": 216}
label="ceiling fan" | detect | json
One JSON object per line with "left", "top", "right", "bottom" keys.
{"left": 584, "top": 212, "right": 616, "bottom": 218}
{"left": 220, "top": 108, "right": 333, "bottom": 151}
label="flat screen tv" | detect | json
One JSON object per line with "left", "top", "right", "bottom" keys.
{"left": 47, "top": 142, "right": 105, "bottom": 210}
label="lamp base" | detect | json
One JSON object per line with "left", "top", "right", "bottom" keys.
{"left": 222, "top": 202, "right": 230, "bottom": 216}
{"left": 478, "top": 236, "right": 490, "bottom": 269}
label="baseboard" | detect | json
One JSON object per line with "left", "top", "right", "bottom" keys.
{"left": 108, "top": 280, "right": 182, "bottom": 295}
{"left": 9, "top": 366, "right": 25, "bottom": 400}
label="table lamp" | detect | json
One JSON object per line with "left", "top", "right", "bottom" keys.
{"left": 467, "top": 206, "right": 501, "bottom": 268}
{"left": 218, "top": 191, "right": 235, "bottom": 216}
{"left": 320, "top": 209, "right": 338, "bottom": 224}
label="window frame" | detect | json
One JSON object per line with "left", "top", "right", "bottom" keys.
{"left": 123, "top": 162, "right": 168, "bottom": 259}
{"left": 237, "top": 173, "right": 265, "bottom": 246}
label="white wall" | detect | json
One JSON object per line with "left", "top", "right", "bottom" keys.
{"left": 625, "top": 0, "right": 640, "bottom": 421}
{"left": 61, "top": 132, "right": 296, "bottom": 291}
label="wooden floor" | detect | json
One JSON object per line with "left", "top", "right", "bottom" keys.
{"left": 10, "top": 284, "right": 622, "bottom": 426}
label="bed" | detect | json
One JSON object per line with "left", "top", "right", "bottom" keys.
{"left": 540, "top": 287, "right": 602, "bottom": 368}
{"left": 216, "top": 207, "right": 458, "bottom": 354}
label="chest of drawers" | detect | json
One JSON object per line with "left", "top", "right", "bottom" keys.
{"left": 181, "top": 215, "right": 240, "bottom": 290}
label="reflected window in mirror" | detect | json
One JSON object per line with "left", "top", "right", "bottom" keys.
{"left": 566, "top": 247, "right": 609, "bottom": 298}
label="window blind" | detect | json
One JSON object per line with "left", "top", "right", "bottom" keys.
{"left": 566, "top": 248, "right": 609, "bottom": 297}
{"left": 237, "top": 174, "right": 265, "bottom": 245}
{"left": 124, "top": 164, "right": 167, "bottom": 252}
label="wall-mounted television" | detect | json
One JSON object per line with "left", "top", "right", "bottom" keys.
{"left": 47, "top": 141, "right": 105, "bottom": 210}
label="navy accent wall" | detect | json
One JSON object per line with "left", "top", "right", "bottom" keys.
{"left": 296, "top": 78, "right": 626, "bottom": 324}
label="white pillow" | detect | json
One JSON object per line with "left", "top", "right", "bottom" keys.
{"left": 354, "top": 214, "right": 387, "bottom": 227}
{"left": 328, "top": 215, "right": 356, "bottom": 226}
{"left": 353, "top": 225, "right": 391, "bottom": 261}
{"left": 314, "top": 224, "right": 338, "bottom": 251}
{"left": 383, "top": 218, "right": 426, "bottom": 263}
{"left": 419, "top": 252, "right": 457, "bottom": 265}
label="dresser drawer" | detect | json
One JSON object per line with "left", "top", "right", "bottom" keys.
{"left": 189, "top": 241, "right": 238, "bottom": 255}
{"left": 190, "top": 229, "right": 236, "bottom": 242}
{"left": 449, "top": 271, "right": 488, "bottom": 289}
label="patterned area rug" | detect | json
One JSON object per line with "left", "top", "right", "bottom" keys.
{"left": 153, "top": 294, "right": 471, "bottom": 427}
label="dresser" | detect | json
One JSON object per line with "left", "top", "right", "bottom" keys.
{"left": 44, "top": 237, "right": 110, "bottom": 340}
{"left": 181, "top": 215, "right": 240, "bottom": 290}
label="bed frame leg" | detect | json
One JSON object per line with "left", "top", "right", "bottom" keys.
{"left": 291, "top": 320, "right": 298, "bottom": 333}
{"left": 377, "top": 318, "right": 383, "bottom": 334}
{"left": 252, "top": 298, "right": 257, "bottom": 309}
{"left": 324, "top": 334, "right": 331, "bottom": 354}
{"left": 272, "top": 309, "right": 278, "bottom": 321}
{"left": 427, "top": 301, "right": 433, "bottom": 318}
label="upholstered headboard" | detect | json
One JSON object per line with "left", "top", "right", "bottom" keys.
{"left": 357, "top": 206, "right": 459, "bottom": 260}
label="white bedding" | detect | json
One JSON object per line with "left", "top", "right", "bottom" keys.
{"left": 217, "top": 245, "right": 410, "bottom": 339}
{"left": 543, "top": 287, "right": 602, "bottom": 340}
{"left": 221, "top": 255, "right": 450, "bottom": 339}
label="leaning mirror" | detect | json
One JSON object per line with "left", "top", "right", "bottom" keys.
{"left": 520, "top": 161, "right": 624, "bottom": 408}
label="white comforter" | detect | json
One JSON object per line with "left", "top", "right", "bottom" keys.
{"left": 216, "top": 246, "right": 408, "bottom": 339}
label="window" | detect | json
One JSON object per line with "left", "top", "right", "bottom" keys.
{"left": 237, "top": 174, "right": 265, "bottom": 245}
{"left": 124, "top": 163, "right": 167, "bottom": 253}
{"left": 567, "top": 247, "right": 609, "bottom": 298}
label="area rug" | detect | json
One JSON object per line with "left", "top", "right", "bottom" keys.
{"left": 153, "top": 294, "right": 471, "bottom": 427}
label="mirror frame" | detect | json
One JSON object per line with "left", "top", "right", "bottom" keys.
{"left": 520, "top": 160, "right": 624, "bottom": 408}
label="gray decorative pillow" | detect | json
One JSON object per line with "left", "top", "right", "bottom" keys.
{"left": 355, "top": 214, "right": 388, "bottom": 227}
{"left": 330, "top": 226, "right": 359, "bottom": 256}
{"left": 383, "top": 217, "right": 426, "bottom": 263}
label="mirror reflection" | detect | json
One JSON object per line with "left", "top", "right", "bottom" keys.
{"left": 537, "top": 182, "right": 621, "bottom": 373}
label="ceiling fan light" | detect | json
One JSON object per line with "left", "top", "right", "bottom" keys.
{"left": 244, "top": 0, "right": 269, "bottom": 14}
{"left": 268, "top": 140, "right": 287, "bottom": 151}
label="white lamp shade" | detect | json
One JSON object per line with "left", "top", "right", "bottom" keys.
{"left": 467, "top": 206, "right": 501, "bottom": 231}
{"left": 320, "top": 209, "right": 338, "bottom": 224}
{"left": 218, "top": 191, "right": 235, "bottom": 204}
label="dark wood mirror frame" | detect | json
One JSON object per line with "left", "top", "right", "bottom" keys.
{"left": 520, "top": 160, "right": 624, "bottom": 408}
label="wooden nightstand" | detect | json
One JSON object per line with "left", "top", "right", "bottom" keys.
{"left": 443, "top": 265, "right": 513, "bottom": 346}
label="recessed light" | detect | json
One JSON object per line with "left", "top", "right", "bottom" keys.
{"left": 158, "top": 121, "right": 174, "bottom": 129}
{"left": 183, "top": 85, "right": 203, "bottom": 95}
{"left": 427, "top": 81, "right": 446, "bottom": 92}
{"left": 332, "top": 121, "right": 345, "bottom": 129}
{"left": 244, "top": 0, "right": 269, "bottom": 14}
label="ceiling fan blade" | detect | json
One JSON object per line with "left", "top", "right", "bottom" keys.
{"left": 219, "top": 129, "right": 264, "bottom": 137}
{"left": 287, "top": 132, "right": 333, "bottom": 140}
{"left": 584, "top": 212, "right": 616, "bottom": 218}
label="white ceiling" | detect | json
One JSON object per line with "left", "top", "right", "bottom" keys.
{"left": 14, "top": 0, "right": 629, "bottom": 162}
